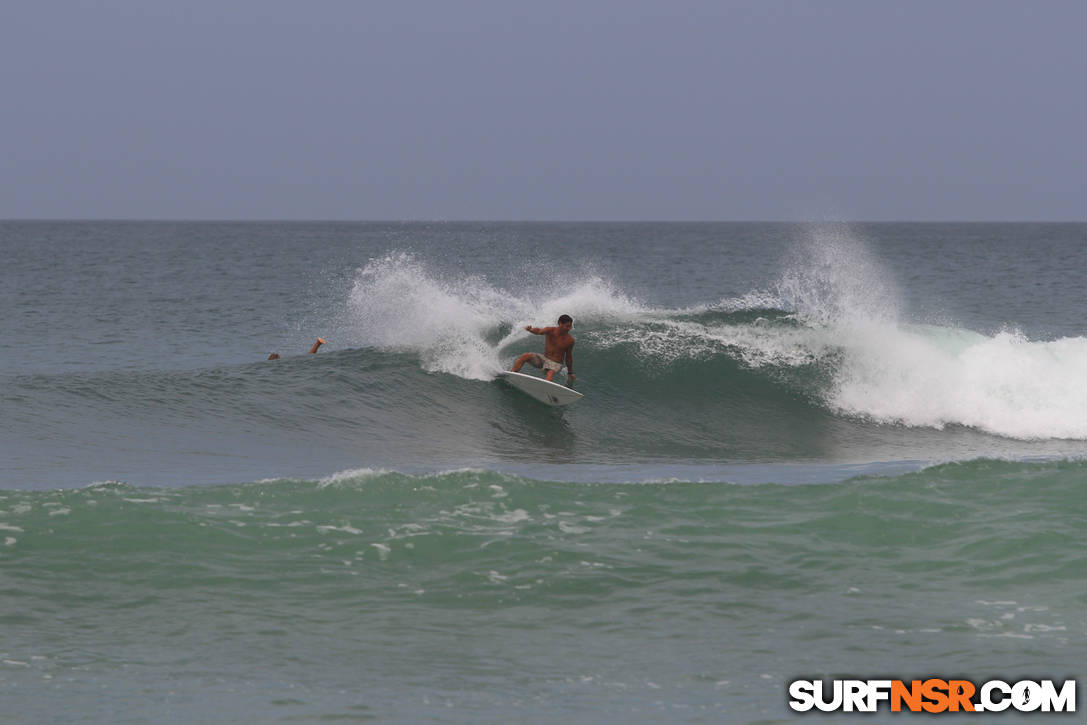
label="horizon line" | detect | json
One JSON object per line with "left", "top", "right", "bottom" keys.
{"left": 3, "top": 217, "right": 1086, "bottom": 225}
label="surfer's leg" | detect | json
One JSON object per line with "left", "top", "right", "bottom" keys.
{"left": 512, "top": 353, "right": 542, "bottom": 372}
{"left": 308, "top": 337, "right": 326, "bottom": 354}
{"left": 540, "top": 358, "right": 562, "bottom": 381}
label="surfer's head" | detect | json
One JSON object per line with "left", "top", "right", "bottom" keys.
{"left": 557, "top": 314, "right": 573, "bottom": 330}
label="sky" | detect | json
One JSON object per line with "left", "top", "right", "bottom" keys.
{"left": 2, "top": 0, "right": 1085, "bottom": 221}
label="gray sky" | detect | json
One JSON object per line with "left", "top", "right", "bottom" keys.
{"left": 3, "top": 0, "right": 1085, "bottom": 221}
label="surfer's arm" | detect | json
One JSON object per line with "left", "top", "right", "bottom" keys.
{"left": 565, "top": 347, "right": 576, "bottom": 381}
{"left": 525, "top": 326, "right": 555, "bottom": 335}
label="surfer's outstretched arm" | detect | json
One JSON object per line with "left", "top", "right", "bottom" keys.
{"left": 268, "top": 337, "right": 326, "bottom": 360}
{"left": 525, "top": 325, "right": 555, "bottom": 335}
{"left": 565, "top": 347, "right": 576, "bottom": 382}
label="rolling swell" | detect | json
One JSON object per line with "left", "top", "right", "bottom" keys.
{"left": 3, "top": 459, "right": 1085, "bottom": 600}
{"left": 7, "top": 313, "right": 845, "bottom": 470}
{"left": 4, "top": 459, "right": 1085, "bottom": 722}
{"left": 11, "top": 305, "right": 1087, "bottom": 483}
{"left": 11, "top": 232, "right": 1087, "bottom": 488}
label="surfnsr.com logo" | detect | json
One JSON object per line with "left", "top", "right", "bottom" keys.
{"left": 788, "top": 678, "right": 1076, "bottom": 713}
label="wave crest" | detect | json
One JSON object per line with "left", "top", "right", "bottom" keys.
{"left": 327, "top": 237, "right": 1087, "bottom": 441}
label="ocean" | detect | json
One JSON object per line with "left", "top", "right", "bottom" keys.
{"left": 1, "top": 221, "right": 1085, "bottom": 723}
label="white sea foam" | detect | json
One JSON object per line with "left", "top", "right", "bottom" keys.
{"left": 769, "top": 228, "right": 1087, "bottom": 439}
{"left": 318, "top": 468, "right": 387, "bottom": 487}
{"left": 558, "top": 521, "right": 590, "bottom": 534}
{"left": 676, "top": 226, "right": 1087, "bottom": 440}
{"left": 316, "top": 525, "right": 362, "bottom": 535}
{"left": 493, "top": 508, "right": 530, "bottom": 523}
{"left": 829, "top": 325, "right": 1087, "bottom": 439}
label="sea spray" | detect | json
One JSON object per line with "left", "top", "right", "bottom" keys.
{"left": 337, "top": 251, "right": 645, "bottom": 379}
{"left": 762, "top": 227, "right": 1087, "bottom": 438}
{"left": 776, "top": 223, "right": 902, "bottom": 328}
{"left": 340, "top": 252, "right": 511, "bottom": 379}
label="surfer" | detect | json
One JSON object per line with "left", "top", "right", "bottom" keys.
{"left": 268, "top": 337, "right": 326, "bottom": 360}
{"left": 511, "top": 315, "right": 576, "bottom": 382}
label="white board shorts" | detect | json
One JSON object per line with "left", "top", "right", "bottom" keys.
{"left": 529, "top": 353, "right": 564, "bottom": 372}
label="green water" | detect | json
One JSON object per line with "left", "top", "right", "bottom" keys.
{"left": 2, "top": 461, "right": 1083, "bottom": 723}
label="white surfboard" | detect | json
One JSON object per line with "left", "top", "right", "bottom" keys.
{"left": 496, "top": 371, "right": 583, "bottom": 407}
